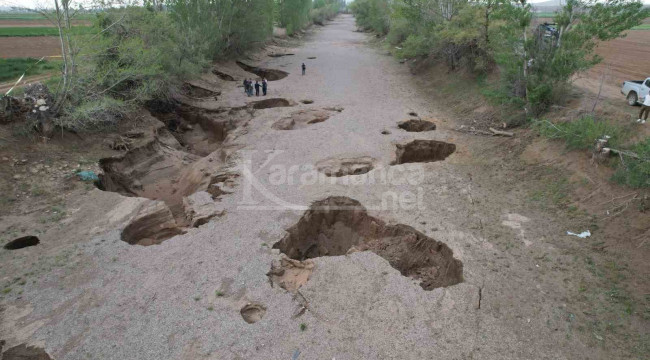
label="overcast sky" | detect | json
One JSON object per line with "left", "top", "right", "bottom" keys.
{"left": 2, "top": 0, "right": 649, "bottom": 11}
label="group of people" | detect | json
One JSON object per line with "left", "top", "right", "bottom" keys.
{"left": 243, "top": 78, "right": 267, "bottom": 97}
{"left": 242, "top": 63, "right": 307, "bottom": 97}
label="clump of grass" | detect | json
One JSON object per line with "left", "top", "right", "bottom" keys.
{"left": 534, "top": 116, "right": 625, "bottom": 150}
{"left": 299, "top": 323, "right": 307, "bottom": 331}
{"left": 207, "top": 306, "right": 214, "bottom": 311}
{"left": 611, "top": 138, "right": 650, "bottom": 188}
{"left": 215, "top": 290, "right": 224, "bottom": 297}
{"left": 530, "top": 175, "right": 572, "bottom": 208}
{"left": 193, "top": 296, "right": 201, "bottom": 301}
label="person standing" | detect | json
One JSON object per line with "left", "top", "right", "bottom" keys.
{"left": 262, "top": 78, "right": 268, "bottom": 96}
{"left": 301, "top": 63, "right": 306, "bottom": 75}
{"left": 254, "top": 81, "right": 261, "bottom": 96}
{"left": 247, "top": 78, "right": 254, "bottom": 96}
{"left": 242, "top": 78, "right": 248, "bottom": 94}
{"left": 638, "top": 92, "right": 650, "bottom": 124}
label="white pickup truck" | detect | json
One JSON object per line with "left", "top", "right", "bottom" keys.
{"left": 621, "top": 78, "right": 650, "bottom": 105}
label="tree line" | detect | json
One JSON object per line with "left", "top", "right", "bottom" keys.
{"left": 10, "top": 0, "right": 345, "bottom": 132}
{"left": 350, "top": 0, "right": 649, "bottom": 116}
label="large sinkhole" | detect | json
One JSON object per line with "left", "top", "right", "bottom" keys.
{"left": 273, "top": 196, "right": 463, "bottom": 290}
{"left": 249, "top": 98, "right": 294, "bottom": 110}
{"left": 97, "top": 102, "right": 245, "bottom": 244}
{"left": 236, "top": 61, "right": 289, "bottom": 81}
{"left": 392, "top": 140, "right": 456, "bottom": 165}
{"left": 3, "top": 343, "right": 53, "bottom": 360}
{"left": 316, "top": 156, "right": 375, "bottom": 177}
{"left": 398, "top": 119, "right": 436, "bottom": 132}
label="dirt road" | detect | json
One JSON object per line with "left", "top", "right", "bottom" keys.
{"left": 0, "top": 15, "right": 647, "bottom": 359}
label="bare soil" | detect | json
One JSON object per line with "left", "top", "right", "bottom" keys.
{"left": 0, "top": 37, "right": 60, "bottom": 58}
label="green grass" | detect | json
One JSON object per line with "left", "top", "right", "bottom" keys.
{"left": 631, "top": 24, "right": 650, "bottom": 30}
{"left": 535, "top": 116, "right": 649, "bottom": 188}
{"left": 0, "top": 57, "right": 60, "bottom": 82}
{"left": 534, "top": 116, "right": 626, "bottom": 150}
{"left": 611, "top": 137, "right": 650, "bottom": 188}
{"left": 0, "top": 26, "right": 94, "bottom": 37}
{"left": 530, "top": 175, "right": 572, "bottom": 208}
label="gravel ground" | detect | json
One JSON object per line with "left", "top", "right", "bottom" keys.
{"left": 0, "top": 15, "right": 644, "bottom": 360}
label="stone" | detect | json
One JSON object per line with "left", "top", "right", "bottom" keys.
{"left": 183, "top": 191, "right": 225, "bottom": 227}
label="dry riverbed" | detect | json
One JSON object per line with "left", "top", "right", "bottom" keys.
{"left": 0, "top": 15, "right": 648, "bottom": 359}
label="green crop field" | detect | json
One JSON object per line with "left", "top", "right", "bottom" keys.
{"left": 0, "top": 58, "right": 60, "bottom": 82}
{"left": 631, "top": 23, "right": 650, "bottom": 30}
{"left": 0, "top": 26, "right": 95, "bottom": 37}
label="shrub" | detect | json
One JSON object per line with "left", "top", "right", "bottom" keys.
{"left": 56, "top": 97, "right": 128, "bottom": 132}
{"left": 612, "top": 138, "right": 650, "bottom": 188}
{"left": 534, "top": 116, "right": 625, "bottom": 150}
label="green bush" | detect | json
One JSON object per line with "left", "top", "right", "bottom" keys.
{"left": 349, "top": 0, "right": 390, "bottom": 34}
{"left": 399, "top": 34, "right": 430, "bottom": 58}
{"left": 311, "top": 4, "right": 339, "bottom": 25}
{"left": 277, "top": 0, "right": 312, "bottom": 35}
{"left": 56, "top": 97, "right": 129, "bottom": 131}
{"left": 612, "top": 138, "right": 650, "bottom": 188}
{"left": 534, "top": 116, "right": 625, "bottom": 150}
{"left": 386, "top": 17, "right": 412, "bottom": 45}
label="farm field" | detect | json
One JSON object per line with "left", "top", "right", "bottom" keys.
{"left": 0, "top": 26, "right": 94, "bottom": 36}
{"left": 0, "top": 12, "right": 94, "bottom": 61}
{"left": 0, "top": 36, "right": 60, "bottom": 58}
{"left": 0, "top": 19, "right": 91, "bottom": 27}
{"left": 0, "top": 12, "right": 95, "bottom": 20}
{"left": 0, "top": 57, "right": 60, "bottom": 82}
{"left": 587, "top": 29, "right": 650, "bottom": 87}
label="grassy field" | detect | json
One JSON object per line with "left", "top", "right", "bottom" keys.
{"left": 0, "top": 12, "right": 95, "bottom": 20}
{"left": 631, "top": 23, "right": 650, "bottom": 30}
{"left": 534, "top": 12, "right": 557, "bottom": 18}
{"left": 0, "top": 26, "right": 94, "bottom": 37}
{"left": 0, "top": 58, "right": 60, "bottom": 82}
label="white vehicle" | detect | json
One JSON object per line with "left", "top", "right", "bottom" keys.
{"left": 621, "top": 77, "right": 650, "bottom": 106}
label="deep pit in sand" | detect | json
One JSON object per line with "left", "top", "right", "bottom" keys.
{"left": 392, "top": 140, "right": 456, "bottom": 165}
{"left": 273, "top": 196, "right": 463, "bottom": 290}
{"left": 96, "top": 102, "right": 247, "bottom": 245}
{"left": 236, "top": 61, "right": 289, "bottom": 81}
{"left": 398, "top": 119, "right": 436, "bottom": 132}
